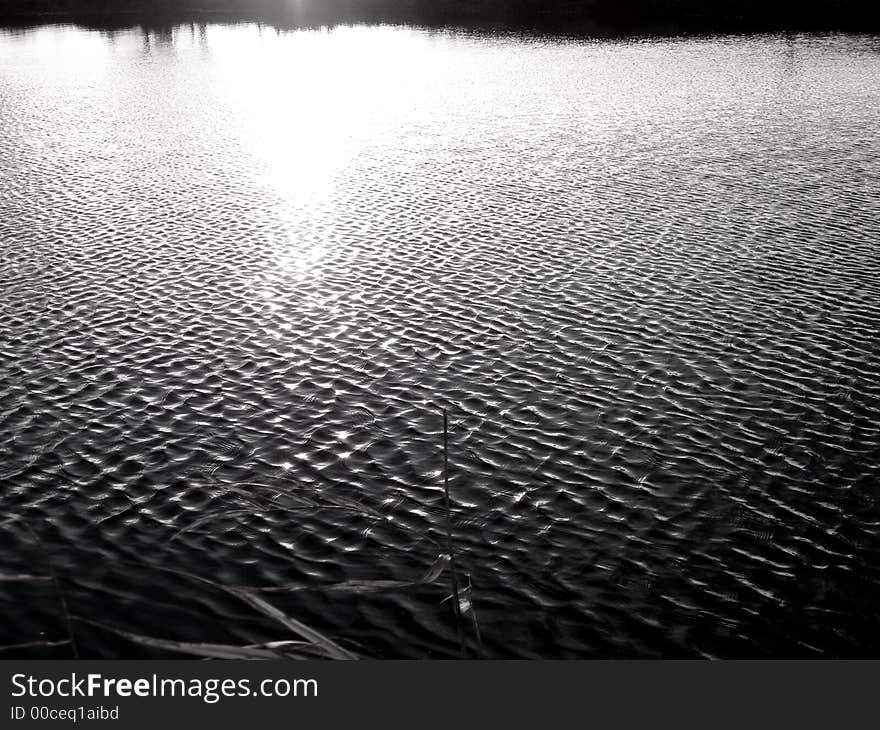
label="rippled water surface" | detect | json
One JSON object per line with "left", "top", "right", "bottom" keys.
{"left": 1, "top": 24, "right": 879, "bottom": 658}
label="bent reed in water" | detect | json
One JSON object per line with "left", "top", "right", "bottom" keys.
{"left": 0, "top": 410, "right": 481, "bottom": 659}
{"left": 2, "top": 0, "right": 880, "bottom": 32}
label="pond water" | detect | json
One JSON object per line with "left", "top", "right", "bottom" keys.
{"left": 1, "top": 23, "right": 879, "bottom": 657}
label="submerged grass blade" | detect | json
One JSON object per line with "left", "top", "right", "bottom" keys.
{"left": 248, "top": 579, "right": 421, "bottom": 595}
{"left": 241, "top": 554, "right": 452, "bottom": 595}
{"left": 466, "top": 574, "right": 483, "bottom": 654}
{"left": 227, "top": 589, "right": 358, "bottom": 660}
{"left": 420, "top": 553, "right": 451, "bottom": 583}
{"left": 169, "top": 506, "right": 340, "bottom": 543}
{"left": 125, "top": 562, "right": 358, "bottom": 660}
{"left": 241, "top": 640, "right": 336, "bottom": 659}
{"left": 0, "top": 639, "right": 71, "bottom": 654}
{"left": 73, "top": 617, "right": 301, "bottom": 659}
{"left": 0, "top": 572, "right": 52, "bottom": 582}
{"left": 3, "top": 517, "right": 80, "bottom": 660}
{"left": 170, "top": 500, "right": 384, "bottom": 543}
{"left": 441, "top": 408, "right": 468, "bottom": 658}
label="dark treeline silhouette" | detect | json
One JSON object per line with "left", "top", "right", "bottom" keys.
{"left": 1, "top": 0, "right": 879, "bottom": 33}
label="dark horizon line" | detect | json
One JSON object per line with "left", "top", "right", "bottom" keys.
{"left": 2, "top": 0, "right": 880, "bottom": 35}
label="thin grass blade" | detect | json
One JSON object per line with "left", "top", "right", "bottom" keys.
{"left": 74, "top": 618, "right": 301, "bottom": 660}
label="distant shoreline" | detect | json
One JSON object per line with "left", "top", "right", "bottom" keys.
{"left": 1, "top": 1, "right": 879, "bottom": 34}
